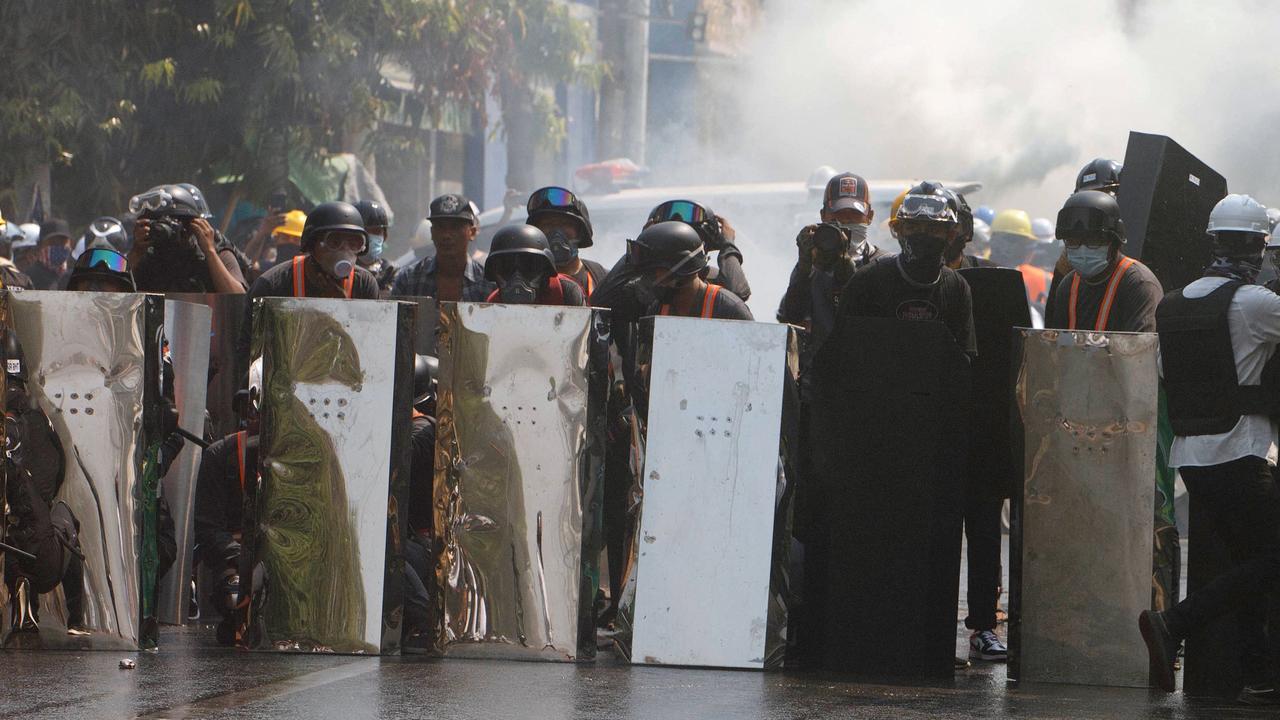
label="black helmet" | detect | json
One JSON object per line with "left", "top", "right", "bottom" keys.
{"left": 128, "top": 184, "right": 204, "bottom": 220}
{"left": 646, "top": 199, "right": 724, "bottom": 247}
{"left": 484, "top": 224, "right": 557, "bottom": 281}
{"left": 1075, "top": 158, "right": 1122, "bottom": 194}
{"left": 177, "top": 183, "right": 213, "bottom": 219}
{"left": 630, "top": 221, "right": 708, "bottom": 277}
{"left": 413, "top": 354, "right": 439, "bottom": 406}
{"left": 301, "top": 201, "right": 368, "bottom": 252}
{"left": 67, "top": 247, "right": 135, "bottom": 292}
{"left": 81, "top": 216, "right": 129, "bottom": 253}
{"left": 1056, "top": 190, "right": 1125, "bottom": 245}
{"left": 939, "top": 188, "right": 974, "bottom": 245}
{"left": 353, "top": 199, "right": 390, "bottom": 230}
{"left": 526, "top": 186, "right": 593, "bottom": 248}
{"left": 896, "top": 181, "right": 958, "bottom": 226}
{"left": 0, "top": 327, "right": 28, "bottom": 384}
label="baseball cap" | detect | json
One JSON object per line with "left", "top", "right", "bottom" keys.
{"left": 823, "top": 173, "right": 870, "bottom": 215}
{"left": 428, "top": 194, "right": 479, "bottom": 226}
{"left": 39, "top": 218, "right": 72, "bottom": 243}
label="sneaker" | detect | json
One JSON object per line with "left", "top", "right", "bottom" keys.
{"left": 969, "top": 629, "right": 1008, "bottom": 662}
{"left": 1138, "top": 610, "right": 1178, "bottom": 692}
{"left": 1238, "top": 682, "right": 1280, "bottom": 706}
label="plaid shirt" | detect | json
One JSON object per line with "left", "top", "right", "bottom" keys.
{"left": 390, "top": 256, "right": 494, "bottom": 301}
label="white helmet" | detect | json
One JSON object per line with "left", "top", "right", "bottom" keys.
{"left": 1267, "top": 207, "right": 1280, "bottom": 235}
{"left": 1030, "top": 217, "right": 1055, "bottom": 242}
{"left": 1207, "top": 194, "right": 1270, "bottom": 235}
{"left": 14, "top": 223, "right": 39, "bottom": 250}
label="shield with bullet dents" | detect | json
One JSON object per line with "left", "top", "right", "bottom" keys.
{"left": 1, "top": 290, "right": 164, "bottom": 651}
{"left": 1009, "top": 329, "right": 1157, "bottom": 687}
{"left": 156, "top": 299, "right": 211, "bottom": 626}
{"left": 614, "top": 316, "right": 794, "bottom": 670}
{"left": 243, "top": 297, "right": 414, "bottom": 655}
{"left": 432, "top": 302, "right": 608, "bottom": 661}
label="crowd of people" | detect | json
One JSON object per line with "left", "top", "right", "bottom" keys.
{"left": 3, "top": 157, "right": 1280, "bottom": 705}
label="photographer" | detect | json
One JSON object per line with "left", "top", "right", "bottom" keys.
{"left": 127, "top": 184, "right": 247, "bottom": 294}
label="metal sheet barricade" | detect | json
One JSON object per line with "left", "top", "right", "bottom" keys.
{"left": 156, "top": 300, "right": 212, "bottom": 626}
{"left": 432, "top": 302, "right": 608, "bottom": 661}
{"left": 243, "top": 297, "right": 414, "bottom": 655}
{"left": 613, "top": 316, "right": 792, "bottom": 670}
{"left": 1009, "top": 329, "right": 1157, "bottom": 687}
{"left": 166, "top": 293, "right": 248, "bottom": 439}
{"left": 1, "top": 290, "right": 164, "bottom": 650}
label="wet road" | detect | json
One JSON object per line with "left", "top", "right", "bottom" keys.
{"left": 0, "top": 624, "right": 1272, "bottom": 720}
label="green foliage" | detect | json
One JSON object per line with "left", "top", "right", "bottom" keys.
{"left": 0, "top": 0, "right": 596, "bottom": 223}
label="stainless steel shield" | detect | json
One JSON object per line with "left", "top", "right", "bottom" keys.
{"left": 166, "top": 293, "right": 248, "bottom": 439}
{"left": 614, "top": 316, "right": 792, "bottom": 670}
{"left": 1, "top": 290, "right": 164, "bottom": 650}
{"left": 155, "top": 300, "right": 211, "bottom": 626}
{"left": 243, "top": 298, "right": 414, "bottom": 655}
{"left": 433, "top": 302, "right": 608, "bottom": 661}
{"left": 1009, "top": 329, "right": 1158, "bottom": 687}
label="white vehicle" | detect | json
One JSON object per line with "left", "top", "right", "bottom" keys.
{"left": 465, "top": 171, "right": 983, "bottom": 318}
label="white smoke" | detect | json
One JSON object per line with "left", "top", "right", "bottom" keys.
{"left": 660, "top": 0, "right": 1280, "bottom": 315}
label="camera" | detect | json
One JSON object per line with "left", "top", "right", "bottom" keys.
{"left": 812, "top": 223, "right": 850, "bottom": 254}
{"left": 146, "top": 216, "right": 186, "bottom": 246}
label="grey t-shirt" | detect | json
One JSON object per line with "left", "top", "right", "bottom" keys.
{"left": 1044, "top": 255, "right": 1162, "bottom": 332}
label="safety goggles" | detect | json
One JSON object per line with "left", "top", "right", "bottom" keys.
{"left": 80, "top": 248, "right": 129, "bottom": 273}
{"left": 649, "top": 200, "right": 713, "bottom": 226}
{"left": 898, "top": 194, "right": 957, "bottom": 223}
{"left": 1056, "top": 206, "right": 1114, "bottom": 243}
{"left": 318, "top": 231, "right": 366, "bottom": 252}
{"left": 628, "top": 239, "right": 707, "bottom": 277}
{"left": 128, "top": 188, "right": 175, "bottom": 215}
{"left": 527, "top": 187, "right": 580, "bottom": 214}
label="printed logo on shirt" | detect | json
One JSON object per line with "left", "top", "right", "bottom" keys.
{"left": 896, "top": 299, "right": 941, "bottom": 322}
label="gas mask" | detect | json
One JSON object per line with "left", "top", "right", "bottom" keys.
{"left": 547, "top": 229, "right": 578, "bottom": 265}
{"left": 329, "top": 253, "right": 356, "bottom": 280}
{"left": 497, "top": 268, "right": 543, "bottom": 303}
{"left": 362, "top": 234, "right": 385, "bottom": 262}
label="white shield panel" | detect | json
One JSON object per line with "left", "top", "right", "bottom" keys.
{"left": 626, "top": 316, "right": 789, "bottom": 669}
{"left": 1011, "top": 329, "right": 1158, "bottom": 687}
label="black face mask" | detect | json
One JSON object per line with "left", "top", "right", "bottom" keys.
{"left": 547, "top": 229, "right": 578, "bottom": 266}
{"left": 902, "top": 233, "right": 947, "bottom": 268}
{"left": 497, "top": 268, "right": 544, "bottom": 304}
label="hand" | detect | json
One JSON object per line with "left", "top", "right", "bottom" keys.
{"left": 796, "top": 225, "right": 817, "bottom": 266}
{"left": 255, "top": 212, "right": 285, "bottom": 237}
{"left": 713, "top": 214, "right": 736, "bottom": 247}
{"left": 191, "top": 217, "right": 217, "bottom": 256}
{"left": 133, "top": 219, "right": 152, "bottom": 249}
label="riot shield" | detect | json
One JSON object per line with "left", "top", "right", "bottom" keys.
{"left": 612, "top": 316, "right": 793, "bottom": 670}
{"left": 1, "top": 290, "right": 164, "bottom": 650}
{"left": 958, "top": 267, "right": 1032, "bottom": 499}
{"left": 432, "top": 302, "right": 608, "bottom": 661}
{"left": 156, "top": 300, "right": 212, "bottom": 626}
{"left": 400, "top": 296, "right": 439, "bottom": 356}
{"left": 804, "top": 317, "right": 970, "bottom": 679}
{"left": 243, "top": 298, "right": 414, "bottom": 655}
{"left": 166, "top": 293, "right": 249, "bottom": 439}
{"left": 1119, "top": 131, "right": 1227, "bottom": 293}
{"left": 1008, "top": 329, "right": 1157, "bottom": 687}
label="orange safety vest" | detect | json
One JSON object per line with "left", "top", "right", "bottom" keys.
{"left": 235, "top": 430, "right": 247, "bottom": 494}
{"left": 1067, "top": 256, "right": 1135, "bottom": 331}
{"left": 659, "top": 284, "right": 721, "bottom": 319}
{"left": 1018, "top": 263, "right": 1051, "bottom": 306}
{"left": 292, "top": 255, "right": 354, "bottom": 299}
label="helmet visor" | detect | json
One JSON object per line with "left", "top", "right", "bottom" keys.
{"left": 898, "top": 194, "right": 956, "bottom": 223}
{"left": 1056, "top": 205, "right": 1114, "bottom": 240}
{"left": 528, "top": 187, "right": 580, "bottom": 214}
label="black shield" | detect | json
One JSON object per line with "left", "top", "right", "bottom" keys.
{"left": 959, "top": 267, "right": 1031, "bottom": 499}
{"left": 803, "top": 317, "right": 971, "bottom": 679}
{"left": 1120, "top": 132, "right": 1227, "bottom": 293}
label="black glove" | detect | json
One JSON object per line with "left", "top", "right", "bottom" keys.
{"left": 796, "top": 226, "right": 816, "bottom": 268}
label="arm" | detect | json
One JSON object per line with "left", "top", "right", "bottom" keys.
{"left": 242, "top": 213, "right": 284, "bottom": 270}
{"left": 192, "top": 219, "right": 247, "bottom": 293}
{"left": 778, "top": 262, "right": 814, "bottom": 325}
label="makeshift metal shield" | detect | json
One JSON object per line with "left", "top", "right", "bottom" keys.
{"left": 613, "top": 316, "right": 793, "bottom": 670}
{"left": 802, "top": 317, "right": 970, "bottom": 679}
{"left": 1009, "top": 329, "right": 1157, "bottom": 687}
{"left": 432, "top": 302, "right": 608, "bottom": 661}
{"left": 1, "top": 290, "right": 164, "bottom": 650}
{"left": 243, "top": 298, "right": 415, "bottom": 654}
{"left": 959, "top": 267, "right": 1032, "bottom": 499}
{"left": 156, "top": 300, "right": 211, "bottom": 626}
{"left": 166, "top": 293, "right": 248, "bottom": 439}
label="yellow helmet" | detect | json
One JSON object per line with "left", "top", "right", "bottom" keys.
{"left": 272, "top": 209, "right": 307, "bottom": 240}
{"left": 888, "top": 189, "right": 910, "bottom": 238}
{"left": 990, "top": 209, "right": 1035, "bottom": 240}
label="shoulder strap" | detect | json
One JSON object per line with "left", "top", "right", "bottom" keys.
{"left": 342, "top": 268, "right": 354, "bottom": 299}
{"left": 1095, "top": 256, "right": 1136, "bottom": 331}
{"left": 701, "top": 284, "right": 722, "bottom": 319}
{"left": 235, "top": 430, "right": 247, "bottom": 494}
{"left": 292, "top": 255, "right": 305, "bottom": 297}
{"left": 1067, "top": 271, "right": 1081, "bottom": 330}
{"left": 545, "top": 274, "right": 565, "bottom": 305}
{"left": 485, "top": 288, "right": 500, "bottom": 302}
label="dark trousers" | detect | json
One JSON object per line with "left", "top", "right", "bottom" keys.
{"left": 963, "top": 488, "right": 1003, "bottom": 632}
{"left": 1170, "top": 456, "right": 1280, "bottom": 671}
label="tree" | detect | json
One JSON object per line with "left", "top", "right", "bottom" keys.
{"left": 0, "top": 0, "right": 595, "bottom": 225}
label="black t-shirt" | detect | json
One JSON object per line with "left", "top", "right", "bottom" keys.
{"left": 564, "top": 258, "right": 607, "bottom": 299}
{"left": 408, "top": 415, "right": 436, "bottom": 535}
{"left": 1043, "top": 255, "right": 1162, "bottom": 333}
{"left": 134, "top": 242, "right": 248, "bottom": 293}
{"left": 839, "top": 255, "right": 978, "bottom": 356}
{"left": 193, "top": 432, "right": 254, "bottom": 566}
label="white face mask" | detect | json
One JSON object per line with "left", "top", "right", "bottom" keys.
{"left": 840, "top": 222, "right": 870, "bottom": 252}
